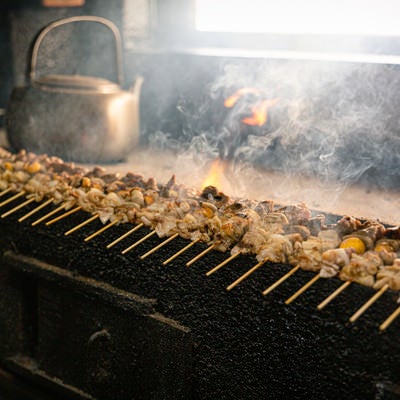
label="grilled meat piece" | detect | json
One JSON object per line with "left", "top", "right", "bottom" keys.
{"left": 339, "top": 251, "right": 383, "bottom": 287}
{"left": 374, "top": 260, "right": 400, "bottom": 290}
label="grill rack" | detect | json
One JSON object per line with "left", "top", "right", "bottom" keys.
{"left": 1, "top": 189, "right": 399, "bottom": 333}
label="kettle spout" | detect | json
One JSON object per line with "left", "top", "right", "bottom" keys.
{"left": 130, "top": 76, "right": 144, "bottom": 97}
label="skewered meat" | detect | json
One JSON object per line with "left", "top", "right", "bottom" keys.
{"left": 261, "top": 212, "right": 288, "bottom": 234}
{"left": 2, "top": 146, "right": 400, "bottom": 295}
{"left": 374, "top": 239, "right": 399, "bottom": 265}
{"left": 319, "top": 229, "right": 341, "bottom": 251}
{"left": 335, "top": 215, "right": 362, "bottom": 236}
{"left": 231, "top": 228, "right": 270, "bottom": 255}
{"left": 374, "top": 260, "right": 400, "bottom": 290}
{"left": 283, "top": 224, "right": 310, "bottom": 241}
{"left": 276, "top": 203, "right": 311, "bottom": 225}
{"left": 320, "top": 248, "right": 353, "bottom": 278}
{"left": 295, "top": 237, "right": 323, "bottom": 272}
{"left": 256, "top": 233, "right": 296, "bottom": 264}
{"left": 341, "top": 221, "right": 386, "bottom": 251}
{"left": 306, "top": 214, "right": 326, "bottom": 236}
{"left": 340, "top": 251, "right": 383, "bottom": 287}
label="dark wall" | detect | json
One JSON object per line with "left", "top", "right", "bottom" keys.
{"left": 0, "top": 0, "right": 123, "bottom": 112}
{"left": 0, "top": 10, "right": 12, "bottom": 124}
{"left": 7, "top": 0, "right": 123, "bottom": 86}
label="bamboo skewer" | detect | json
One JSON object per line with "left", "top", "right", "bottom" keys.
{"left": 140, "top": 233, "right": 179, "bottom": 260}
{"left": 84, "top": 218, "right": 121, "bottom": 242}
{"left": 1, "top": 197, "right": 35, "bottom": 218}
{"left": 186, "top": 242, "right": 219, "bottom": 267}
{"left": 227, "top": 259, "right": 267, "bottom": 291}
{"left": 106, "top": 223, "right": 144, "bottom": 249}
{"left": 32, "top": 204, "right": 66, "bottom": 226}
{"left": 262, "top": 265, "right": 300, "bottom": 297}
{"left": 206, "top": 252, "right": 241, "bottom": 277}
{"left": 0, "top": 187, "right": 12, "bottom": 197}
{"left": 379, "top": 305, "right": 400, "bottom": 331}
{"left": 349, "top": 284, "right": 389, "bottom": 323}
{"left": 285, "top": 274, "right": 321, "bottom": 305}
{"left": 64, "top": 214, "right": 99, "bottom": 236}
{"left": 317, "top": 281, "right": 352, "bottom": 311}
{"left": 121, "top": 230, "right": 157, "bottom": 255}
{"left": 163, "top": 238, "right": 201, "bottom": 265}
{"left": 0, "top": 191, "right": 26, "bottom": 207}
{"left": 45, "top": 206, "right": 82, "bottom": 226}
{"left": 18, "top": 198, "right": 53, "bottom": 222}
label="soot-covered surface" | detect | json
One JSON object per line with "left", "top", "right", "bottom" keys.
{"left": 1, "top": 201, "right": 400, "bottom": 400}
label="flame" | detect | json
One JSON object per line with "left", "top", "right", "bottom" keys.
{"left": 224, "top": 87, "right": 261, "bottom": 108}
{"left": 241, "top": 98, "right": 280, "bottom": 126}
{"left": 224, "top": 87, "right": 279, "bottom": 127}
{"left": 202, "top": 159, "right": 225, "bottom": 189}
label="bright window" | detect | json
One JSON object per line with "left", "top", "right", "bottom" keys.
{"left": 195, "top": 0, "right": 400, "bottom": 36}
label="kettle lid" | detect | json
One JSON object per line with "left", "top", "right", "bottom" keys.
{"left": 34, "top": 74, "right": 121, "bottom": 93}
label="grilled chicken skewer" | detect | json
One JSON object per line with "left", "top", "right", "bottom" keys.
{"left": 2, "top": 146, "right": 400, "bottom": 312}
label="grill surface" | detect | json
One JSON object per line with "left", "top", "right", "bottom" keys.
{"left": 1, "top": 201, "right": 400, "bottom": 400}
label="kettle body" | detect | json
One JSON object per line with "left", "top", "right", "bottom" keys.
{"left": 6, "top": 16, "right": 143, "bottom": 163}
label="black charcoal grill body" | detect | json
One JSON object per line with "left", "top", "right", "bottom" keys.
{"left": 0, "top": 203, "right": 400, "bottom": 400}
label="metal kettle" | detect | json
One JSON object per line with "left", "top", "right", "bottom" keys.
{"left": 6, "top": 16, "right": 143, "bottom": 163}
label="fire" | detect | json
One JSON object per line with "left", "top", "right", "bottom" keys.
{"left": 224, "top": 87, "right": 279, "bottom": 127}
{"left": 242, "top": 98, "right": 280, "bottom": 126}
{"left": 224, "top": 88, "right": 261, "bottom": 108}
{"left": 202, "top": 159, "right": 225, "bottom": 189}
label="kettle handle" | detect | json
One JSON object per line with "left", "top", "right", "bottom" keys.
{"left": 30, "top": 15, "right": 124, "bottom": 86}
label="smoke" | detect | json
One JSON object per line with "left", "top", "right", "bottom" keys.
{"left": 145, "top": 58, "right": 400, "bottom": 215}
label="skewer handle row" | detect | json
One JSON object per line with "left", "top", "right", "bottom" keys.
{"left": 206, "top": 252, "right": 240, "bottom": 276}
{"left": 0, "top": 190, "right": 26, "bottom": 207}
{"left": 0, "top": 187, "right": 12, "bottom": 197}
{"left": 84, "top": 218, "right": 120, "bottom": 242}
{"left": 186, "top": 243, "right": 218, "bottom": 267}
{"left": 1, "top": 197, "right": 35, "bottom": 218}
{"left": 32, "top": 204, "right": 66, "bottom": 226}
{"left": 262, "top": 265, "right": 300, "bottom": 297}
{"left": 140, "top": 233, "right": 179, "bottom": 260}
{"left": 380, "top": 305, "right": 400, "bottom": 331}
{"left": 226, "top": 260, "right": 267, "bottom": 291}
{"left": 18, "top": 198, "right": 53, "bottom": 222}
{"left": 45, "top": 206, "right": 82, "bottom": 226}
{"left": 317, "top": 281, "right": 352, "bottom": 311}
{"left": 285, "top": 274, "right": 321, "bottom": 305}
{"left": 162, "top": 238, "right": 200, "bottom": 265}
{"left": 121, "top": 230, "right": 157, "bottom": 254}
{"left": 64, "top": 214, "right": 99, "bottom": 235}
{"left": 106, "top": 223, "right": 144, "bottom": 249}
{"left": 349, "top": 284, "right": 389, "bottom": 323}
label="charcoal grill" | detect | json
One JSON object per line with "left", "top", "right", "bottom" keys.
{"left": 0, "top": 190, "right": 400, "bottom": 400}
